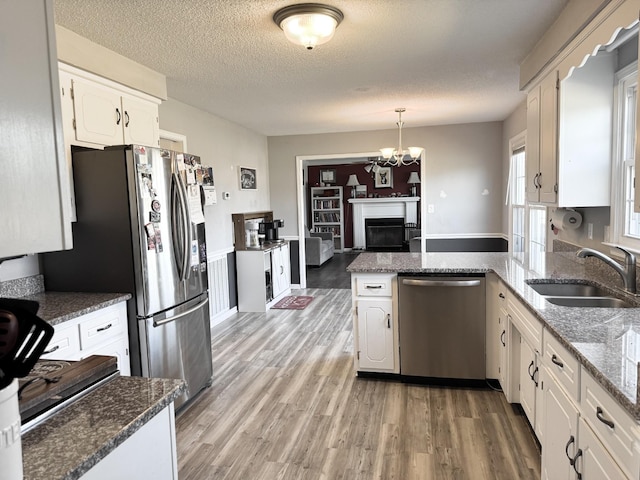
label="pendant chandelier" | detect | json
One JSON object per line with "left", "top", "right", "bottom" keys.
{"left": 380, "top": 108, "right": 423, "bottom": 166}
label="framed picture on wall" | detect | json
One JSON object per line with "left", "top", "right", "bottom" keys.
{"left": 374, "top": 166, "right": 393, "bottom": 188}
{"left": 239, "top": 166, "right": 257, "bottom": 190}
{"left": 320, "top": 168, "right": 337, "bottom": 185}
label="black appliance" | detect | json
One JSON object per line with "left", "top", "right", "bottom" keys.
{"left": 259, "top": 219, "right": 284, "bottom": 243}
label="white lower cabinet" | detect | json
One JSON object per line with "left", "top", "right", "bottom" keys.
{"left": 80, "top": 403, "right": 178, "bottom": 480}
{"left": 519, "top": 336, "right": 541, "bottom": 435}
{"left": 351, "top": 273, "right": 398, "bottom": 374}
{"left": 41, "top": 301, "right": 130, "bottom": 375}
{"left": 271, "top": 243, "right": 291, "bottom": 299}
{"left": 576, "top": 416, "right": 628, "bottom": 480}
{"left": 541, "top": 364, "right": 579, "bottom": 480}
{"left": 355, "top": 298, "right": 394, "bottom": 371}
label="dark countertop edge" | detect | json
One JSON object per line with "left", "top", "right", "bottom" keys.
{"left": 65, "top": 379, "right": 186, "bottom": 480}
{"left": 347, "top": 256, "right": 640, "bottom": 421}
{"left": 22, "top": 292, "right": 132, "bottom": 326}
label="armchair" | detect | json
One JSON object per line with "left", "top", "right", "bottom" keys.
{"left": 305, "top": 230, "right": 335, "bottom": 266}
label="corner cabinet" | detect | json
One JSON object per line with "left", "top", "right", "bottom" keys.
{"left": 40, "top": 301, "right": 131, "bottom": 375}
{"left": 236, "top": 242, "right": 291, "bottom": 312}
{"left": 311, "top": 186, "right": 344, "bottom": 252}
{"left": 351, "top": 273, "right": 399, "bottom": 374}
{"left": 1, "top": 0, "right": 73, "bottom": 258}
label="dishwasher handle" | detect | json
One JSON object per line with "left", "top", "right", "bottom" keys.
{"left": 401, "top": 278, "right": 482, "bottom": 288}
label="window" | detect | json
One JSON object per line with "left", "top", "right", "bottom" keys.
{"left": 509, "top": 133, "right": 547, "bottom": 266}
{"left": 611, "top": 63, "right": 640, "bottom": 250}
{"left": 510, "top": 144, "right": 526, "bottom": 262}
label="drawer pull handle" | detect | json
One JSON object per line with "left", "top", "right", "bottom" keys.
{"left": 572, "top": 449, "right": 583, "bottom": 479}
{"left": 96, "top": 323, "right": 113, "bottom": 333}
{"left": 365, "top": 285, "right": 383, "bottom": 289}
{"left": 596, "top": 406, "right": 615, "bottom": 429}
{"left": 500, "top": 330, "right": 506, "bottom": 347}
{"left": 498, "top": 293, "right": 505, "bottom": 299}
{"left": 551, "top": 354, "right": 564, "bottom": 368}
{"left": 43, "top": 345, "right": 60, "bottom": 355}
{"left": 387, "top": 314, "right": 391, "bottom": 329}
{"left": 565, "top": 435, "right": 575, "bottom": 464}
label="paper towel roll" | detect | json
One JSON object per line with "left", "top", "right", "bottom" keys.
{"left": 552, "top": 208, "right": 582, "bottom": 231}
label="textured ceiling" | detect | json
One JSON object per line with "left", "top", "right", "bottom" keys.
{"left": 52, "top": 0, "right": 569, "bottom": 136}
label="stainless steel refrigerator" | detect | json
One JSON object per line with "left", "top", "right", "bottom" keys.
{"left": 43, "top": 144, "right": 213, "bottom": 409}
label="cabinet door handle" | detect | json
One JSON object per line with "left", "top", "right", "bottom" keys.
{"left": 387, "top": 314, "right": 391, "bottom": 329}
{"left": 528, "top": 360, "right": 535, "bottom": 380}
{"left": 565, "top": 435, "right": 575, "bottom": 464}
{"left": 532, "top": 173, "right": 539, "bottom": 189}
{"left": 572, "top": 449, "right": 583, "bottom": 480}
{"left": 537, "top": 172, "right": 542, "bottom": 188}
{"left": 96, "top": 323, "right": 113, "bottom": 333}
{"left": 280, "top": 265, "right": 284, "bottom": 274}
{"left": 596, "top": 406, "right": 615, "bottom": 429}
{"left": 500, "top": 330, "right": 506, "bottom": 347}
{"left": 498, "top": 293, "right": 505, "bottom": 299}
{"left": 116, "top": 107, "right": 121, "bottom": 125}
{"left": 551, "top": 354, "right": 564, "bottom": 368}
{"left": 532, "top": 366, "right": 539, "bottom": 387}
{"left": 43, "top": 344, "right": 60, "bottom": 355}
{"left": 124, "top": 110, "right": 130, "bottom": 127}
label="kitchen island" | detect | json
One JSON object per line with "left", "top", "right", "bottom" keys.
{"left": 22, "top": 375, "right": 185, "bottom": 480}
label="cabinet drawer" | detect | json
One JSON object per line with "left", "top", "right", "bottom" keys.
{"left": 81, "top": 337, "right": 131, "bottom": 376}
{"left": 354, "top": 274, "right": 394, "bottom": 297}
{"left": 79, "top": 304, "right": 126, "bottom": 351}
{"left": 543, "top": 330, "right": 580, "bottom": 402}
{"left": 508, "top": 297, "right": 542, "bottom": 352}
{"left": 580, "top": 369, "right": 640, "bottom": 479}
{"left": 40, "top": 322, "right": 81, "bottom": 360}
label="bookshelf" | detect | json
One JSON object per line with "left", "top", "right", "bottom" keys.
{"left": 310, "top": 186, "right": 344, "bottom": 252}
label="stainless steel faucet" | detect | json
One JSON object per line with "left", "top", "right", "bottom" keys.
{"left": 576, "top": 246, "right": 637, "bottom": 294}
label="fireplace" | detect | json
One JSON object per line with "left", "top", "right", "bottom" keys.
{"left": 365, "top": 218, "right": 404, "bottom": 250}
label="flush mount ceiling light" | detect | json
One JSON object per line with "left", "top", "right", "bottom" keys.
{"left": 273, "top": 3, "right": 344, "bottom": 50}
{"left": 380, "top": 108, "right": 423, "bottom": 166}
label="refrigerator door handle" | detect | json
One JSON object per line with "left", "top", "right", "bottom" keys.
{"left": 171, "top": 173, "right": 190, "bottom": 281}
{"left": 153, "top": 297, "right": 209, "bottom": 327}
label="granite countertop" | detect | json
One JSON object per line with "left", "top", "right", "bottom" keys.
{"left": 21, "top": 291, "right": 132, "bottom": 327}
{"left": 22, "top": 375, "right": 186, "bottom": 480}
{"left": 347, "top": 251, "right": 640, "bottom": 420}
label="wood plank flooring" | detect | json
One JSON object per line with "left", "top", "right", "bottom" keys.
{"left": 305, "top": 253, "right": 360, "bottom": 289}
{"left": 176, "top": 288, "right": 541, "bottom": 479}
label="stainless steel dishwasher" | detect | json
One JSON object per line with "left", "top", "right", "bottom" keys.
{"left": 398, "top": 274, "right": 486, "bottom": 380}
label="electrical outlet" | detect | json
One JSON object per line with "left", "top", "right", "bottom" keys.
{"left": 428, "top": 204, "right": 435, "bottom": 214}
{"left": 588, "top": 223, "right": 593, "bottom": 240}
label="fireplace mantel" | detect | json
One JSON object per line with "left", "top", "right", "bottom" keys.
{"left": 348, "top": 197, "right": 419, "bottom": 249}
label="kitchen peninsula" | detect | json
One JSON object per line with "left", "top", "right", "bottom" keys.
{"left": 348, "top": 249, "right": 640, "bottom": 479}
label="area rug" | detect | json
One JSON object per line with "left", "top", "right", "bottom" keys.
{"left": 272, "top": 295, "right": 314, "bottom": 310}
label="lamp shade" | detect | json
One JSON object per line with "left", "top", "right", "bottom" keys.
{"left": 407, "top": 172, "right": 421, "bottom": 184}
{"left": 273, "top": 4, "right": 344, "bottom": 50}
{"left": 346, "top": 174, "right": 360, "bottom": 186}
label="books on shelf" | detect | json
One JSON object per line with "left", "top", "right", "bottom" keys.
{"left": 313, "top": 199, "right": 340, "bottom": 210}
{"left": 313, "top": 211, "right": 340, "bottom": 223}
{"left": 310, "top": 186, "right": 344, "bottom": 252}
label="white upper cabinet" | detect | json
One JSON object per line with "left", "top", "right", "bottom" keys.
{"left": 1, "top": 0, "right": 73, "bottom": 258}
{"left": 60, "top": 63, "right": 161, "bottom": 149}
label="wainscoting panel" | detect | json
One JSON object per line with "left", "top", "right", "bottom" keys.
{"left": 208, "top": 254, "right": 232, "bottom": 323}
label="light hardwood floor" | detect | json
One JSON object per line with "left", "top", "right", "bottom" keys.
{"left": 176, "top": 288, "right": 541, "bottom": 479}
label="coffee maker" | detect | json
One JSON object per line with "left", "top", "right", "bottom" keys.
{"left": 259, "top": 219, "right": 284, "bottom": 244}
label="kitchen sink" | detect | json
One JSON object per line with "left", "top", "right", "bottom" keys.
{"left": 543, "top": 296, "right": 633, "bottom": 308}
{"left": 526, "top": 281, "right": 610, "bottom": 297}
{"left": 525, "top": 279, "right": 635, "bottom": 308}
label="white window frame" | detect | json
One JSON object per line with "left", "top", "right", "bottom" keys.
{"left": 508, "top": 132, "right": 527, "bottom": 261}
{"left": 610, "top": 62, "right": 640, "bottom": 252}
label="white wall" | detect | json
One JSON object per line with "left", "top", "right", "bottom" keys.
{"left": 268, "top": 122, "right": 504, "bottom": 239}
{"left": 159, "top": 98, "right": 270, "bottom": 254}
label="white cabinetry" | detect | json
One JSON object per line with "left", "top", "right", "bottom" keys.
{"left": 576, "top": 417, "right": 628, "bottom": 480}
{"left": 351, "top": 274, "right": 398, "bottom": 374}
{"left": 59, "top": 64, "right": 160, "bottom": 148}
{"left": 80, "top": 403, "right": 177, "bottom": 480}
{"left": 1, "top": 0, "right": 73, "bottom": 258}
{"left": 311, "top": 186, "right": 344, "bottom": 252}
{"left": 526, "top": 71, "right": 558, "bottom": 204}
{"left": 236, "top": 243, "right": 291, "bottom": 312}
{"left": 41, "top": 302, "right": 131, "bottom": 375}
{"left": 485, "top": 274, "right": 507, "bottom": 381}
